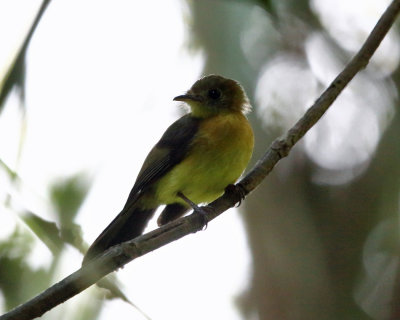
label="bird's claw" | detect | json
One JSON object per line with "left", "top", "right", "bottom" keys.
{"left": 224, "top": 183, "right": 247, "bottom": 207}
{"left": 193, "top": 206, "right": 211, "bottom": 230}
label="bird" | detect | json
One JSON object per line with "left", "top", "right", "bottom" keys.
{"left": 82, "top": 74, "right": 254, "bottom": 265}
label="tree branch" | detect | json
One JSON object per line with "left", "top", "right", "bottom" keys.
{"left": 2, "top": 0, "right": 400, "bottom": 319}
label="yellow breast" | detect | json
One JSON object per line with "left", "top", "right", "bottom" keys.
{"left": 155, "top": 112, "right": 254, "bottom": 205}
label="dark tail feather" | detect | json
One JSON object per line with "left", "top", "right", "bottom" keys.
{"left": 83, "top": 206, "right": 156, "bottom": 265}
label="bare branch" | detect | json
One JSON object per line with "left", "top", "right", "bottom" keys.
{"left": 1, "top": 0, "right": 400, "bottom": 319}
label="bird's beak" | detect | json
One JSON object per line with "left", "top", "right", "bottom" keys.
{"left": 173, "top": 94, "right": 203, "bottom": 103}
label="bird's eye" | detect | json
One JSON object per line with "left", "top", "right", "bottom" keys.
{"left": 208, "top": 89, "right": 221, "bottom": 99}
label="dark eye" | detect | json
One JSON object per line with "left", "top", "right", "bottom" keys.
{"left": 208, "top": 89, "right": 221, "bottom": 99}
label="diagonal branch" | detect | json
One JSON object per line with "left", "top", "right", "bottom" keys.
{"left": 1, "top": 0, "right": 400, "bottom": 319}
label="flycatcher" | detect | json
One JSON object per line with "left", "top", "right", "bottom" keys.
{"left": 83, "top": 75, "right": 254, "bottom": 264}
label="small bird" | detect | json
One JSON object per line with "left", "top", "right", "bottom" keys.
{"left": 83, "top": 75, "right": 254, "bottom": 264}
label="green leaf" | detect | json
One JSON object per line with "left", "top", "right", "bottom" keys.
{"left": 22, "top": 212, "right": 63, "bottom": 255}
{"left": 50, "top": 173, "right": 91, "bottom": 227}
{"left": 0, "top": 229, "right": 49, "bottom": 309}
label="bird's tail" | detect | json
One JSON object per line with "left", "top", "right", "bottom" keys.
{"left": 82, "top": 205, "right": 156, "bottom": 265}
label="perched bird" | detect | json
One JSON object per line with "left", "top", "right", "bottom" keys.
{"left": 83, "top": 75, "right": 254, "bottom": 264}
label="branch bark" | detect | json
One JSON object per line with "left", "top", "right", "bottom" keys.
{"left": 2, "top": 0, "right": 400, "bottom": 319}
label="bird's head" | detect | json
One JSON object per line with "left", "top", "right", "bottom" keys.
{"left": 174, "top": 75, "right": 250, "bottom": 118}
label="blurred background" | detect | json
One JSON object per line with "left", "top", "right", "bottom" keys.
{"left": 1, "top": 0, "right": 400, "bottom": 319}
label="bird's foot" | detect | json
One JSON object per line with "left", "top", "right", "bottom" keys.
{"left": 224, "top": 183, "right": 247, "bottom": 207}
{"left": 177, "top": 192, "right": 210, "bottom": 230}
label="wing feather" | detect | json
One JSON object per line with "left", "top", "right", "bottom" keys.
{"left": 123, "top": 114, "right": 200, "bottom": 209}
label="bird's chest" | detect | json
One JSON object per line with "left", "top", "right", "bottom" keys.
{"left": 156, "top": 113, "right": 253, "bottom": 204}
{"left": 191, "top": 116, "right": 250, "bottom": 173}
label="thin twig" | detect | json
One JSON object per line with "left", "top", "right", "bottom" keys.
{"left": 1, "top": 1, "right": 400, "bottom": 319}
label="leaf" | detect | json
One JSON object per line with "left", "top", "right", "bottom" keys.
{"left": 0, "top": 229, "right": 49, "bottom": 309}
{"left": 22, "top": 212, "right": 64, "bottom": 255}
{"left": 97, "top": 275, "right": 152, "bottom": 320}
{"left": 0, "top": 0, "right": 52, "bottom": 113}
{"left": 50, "top": 173, "right": 91, "bottom": 227}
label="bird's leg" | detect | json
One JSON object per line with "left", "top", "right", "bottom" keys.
{"left": 177, "top": 192, "right": 209, "bottom": 229}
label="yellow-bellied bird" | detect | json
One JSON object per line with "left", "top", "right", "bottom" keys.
{"left": 83, "top": 75, "right": 254, "bottom": 264}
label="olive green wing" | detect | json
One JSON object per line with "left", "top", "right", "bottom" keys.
{"left": 123, "top": 114, "right": 200, "bottom": 209}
